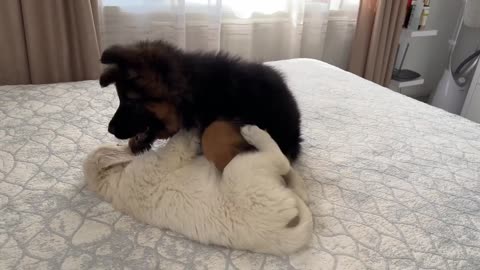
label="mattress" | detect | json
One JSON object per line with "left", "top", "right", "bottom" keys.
{"left": 1, "top": 59, "right": 480, "bottom": 269}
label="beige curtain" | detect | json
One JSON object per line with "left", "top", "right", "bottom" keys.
{"left": 348, "top": 0, "right": 408, "bottom": 86}
{"left": 0, "top": 0, "right": 101, "bottom": 85}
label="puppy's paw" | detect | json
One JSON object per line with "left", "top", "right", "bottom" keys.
{"left": 241, "top": 125, "right": 272, "bottom": 148}
{"left": 183, "top": 129, "right": 201, "bottom": 144}
{"left": 171, "top": 130, "right": 200, "bottom": 150}
{"left": 189, "top": 129, "right": 201, "bottom": 146}
{"left": 91, "top": 144, "right": 133, "bottom": 169}
{"left": 240, "top": 125, "right": 270, "bottom": 144}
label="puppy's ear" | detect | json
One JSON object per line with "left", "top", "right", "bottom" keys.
{"left": 99, "top": 65, "right": 139, "bottom": 87}
{"left": 100, "top": 45, "right": 139, "bottom": 66}
{"left": 99, "top": 66, "right": 120, "bottom": 87}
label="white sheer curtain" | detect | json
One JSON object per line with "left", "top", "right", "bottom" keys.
{"left": 100, "top": 0, "right": 359, "bottom": 69}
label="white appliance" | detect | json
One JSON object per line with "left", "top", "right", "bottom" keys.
{"left": 430, "top": 0, "right": 480, "bottom": 114}
{"left": 461, "top": 61, "right": 480, "bottom": 123}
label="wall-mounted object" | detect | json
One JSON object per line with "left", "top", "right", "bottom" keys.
{"left": 430, "top": 0, "right": 480, "bottom": 114}
{"left": 389, "top": 28, "right": 438, "bottom": 92}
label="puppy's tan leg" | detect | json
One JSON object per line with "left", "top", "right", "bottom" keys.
{"left": 202, "top": 121, "right": 250, "bottom": 171}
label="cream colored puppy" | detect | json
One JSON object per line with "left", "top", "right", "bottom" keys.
{"left": 83, "top": 125, "right": 312, "bottom": 255}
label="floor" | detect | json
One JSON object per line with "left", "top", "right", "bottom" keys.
{"left": 414, "top": 96, "right": 429, "bottom": 103}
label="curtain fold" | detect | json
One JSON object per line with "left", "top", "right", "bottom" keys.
{"left": 348, "top": 0, "right": 407, "bottom": 86}
{"left": 0, "top": 0, "right": 31, "bottom": 84}
{"left": 0, "top": 0, "right": 101, "bottom": 85}
{"left": 100, "top": 0, "right": 360, "bottom": 69}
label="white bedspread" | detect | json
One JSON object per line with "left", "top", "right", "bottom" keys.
{"left": 1, "top": 59, "right": 480, "bottom": 269}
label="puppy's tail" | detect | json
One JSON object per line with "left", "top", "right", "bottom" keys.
{"left": 272, "top": 193, "right": 313, "bottom": 255}
{"left": 250, "top": 192, "right": 313, "bottom": 256}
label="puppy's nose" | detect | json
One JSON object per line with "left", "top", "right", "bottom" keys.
{"left": 108, "top": 124, "right": 116, "bottom": 135}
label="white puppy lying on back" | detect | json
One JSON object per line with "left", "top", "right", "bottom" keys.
{"left": 83, "top": 125, "right": 312, "bottom": 255}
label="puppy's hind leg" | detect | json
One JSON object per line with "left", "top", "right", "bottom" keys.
{"left": 240, "top": 125, "right": 290, "bottom": 175}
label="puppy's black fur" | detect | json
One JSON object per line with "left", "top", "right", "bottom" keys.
{"left": 100, "top": 40, "right": 302, "bottom": 160}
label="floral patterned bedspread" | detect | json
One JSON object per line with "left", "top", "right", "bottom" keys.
{"left": 1, "top": 59, "right": 480, "bottom": 269}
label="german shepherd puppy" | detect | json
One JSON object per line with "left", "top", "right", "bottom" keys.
{"left": 99, "top": 40, "right": 302, "bottom": 163}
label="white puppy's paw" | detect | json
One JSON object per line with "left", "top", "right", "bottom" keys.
{"left": 91, "top": 144, "right": 133, "bottom": 169}
{"left": 240, "top": 125, "right": 270, "bottom": 146}
{"left": 169, "top": 129, "right": 201, "bottom": 154}
{"left": 188, "top": 129, "right": 201, "bottom": 147}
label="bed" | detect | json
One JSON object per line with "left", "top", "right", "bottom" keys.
{"left": 1, "top": 59, "right": 480, "bottom": 269}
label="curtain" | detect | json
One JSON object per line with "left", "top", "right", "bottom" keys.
{"left": 348, "top": 0, "right": 407, "bottom": 86}
{"left": 100, "top": 0, "right": 359, "bottom": 69}
{"left": 0, "top": 0, "right": 102, "bottom": 85}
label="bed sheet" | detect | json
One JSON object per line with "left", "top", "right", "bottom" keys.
{"left": 1, "top": 59, "right": 480, "bottom": 269}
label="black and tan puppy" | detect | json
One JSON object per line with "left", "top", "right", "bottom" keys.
{"left": 99, "top": 40, "right": 302, "bottom": 164}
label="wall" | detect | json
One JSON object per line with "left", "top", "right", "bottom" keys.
{"left": 397, "top": 0, "right": 462, "bottom": 97}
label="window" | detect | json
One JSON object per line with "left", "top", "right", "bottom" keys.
{"left": 103, "top": 0, "right": 358, "bottom": 12}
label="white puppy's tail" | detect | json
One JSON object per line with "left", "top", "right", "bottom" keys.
{"left": 249, "top": 192, "right": 313, "bottom": 256}
{"left": 272, "top": 194, "right": 313, "bottom": 255}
